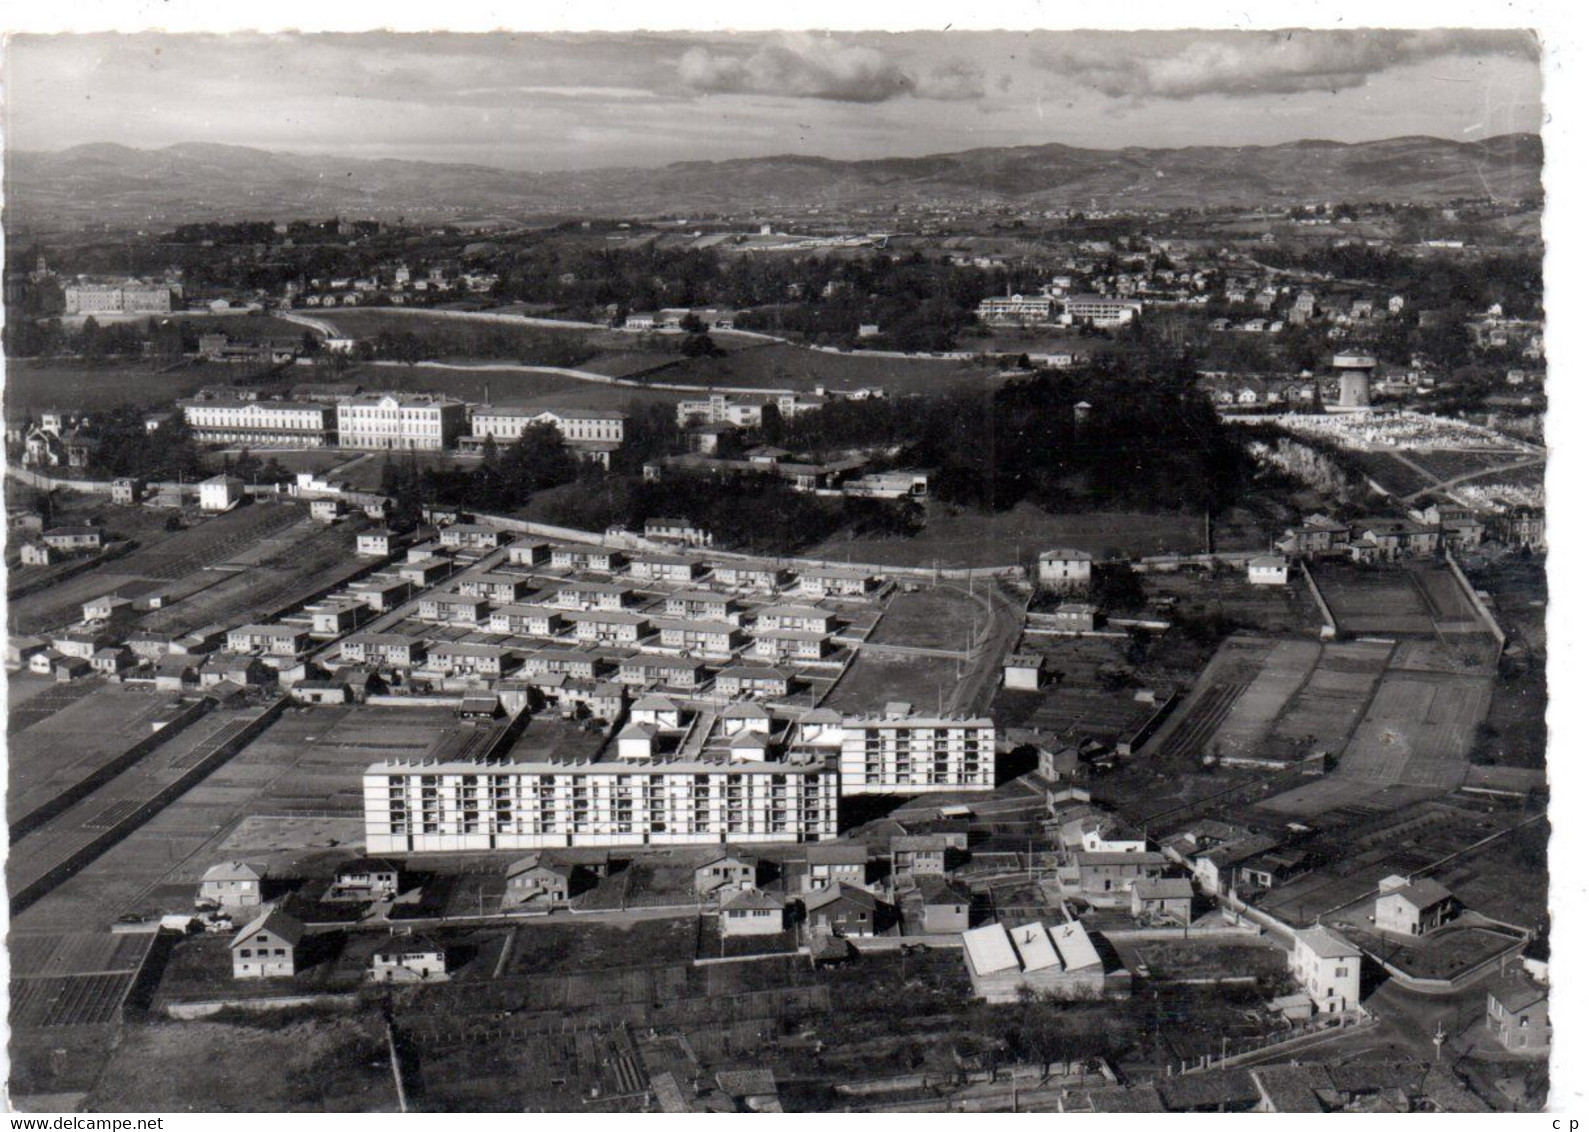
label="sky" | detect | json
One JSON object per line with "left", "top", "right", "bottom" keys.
{"left": 2, "top": 29, "right": 1544, "bottom": 170}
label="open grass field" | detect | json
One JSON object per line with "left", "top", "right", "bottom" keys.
{"left": 822, "top": 652, "right": 963, "bottom": 715}
{"left": 87, "top": 1011, "right": 399, "bottom": 1112}
{"left": 1333, "top": 672, "right": 1491, "bottom": 790}
{"left": 2, "top": 359, "right": 265, "bottom": 415}
{"left": 867, "top": 585, "right": 984, "bottom": 649}
{"left": 659, "top": 340, "right": 1006, "bottom": 396}
{"left": 1400, "top": 448, "right": 1535, "bottom": 481}
{"left": 342, "top": 362, "right": 685, "bottom": 413}
{"left": 504, "top": 919, "right": 700, "bottom": 976}
{"left": 809, "top": 502, "right": 1205, "bottom": 569}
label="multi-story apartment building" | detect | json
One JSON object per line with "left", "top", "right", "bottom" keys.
{"left": 675, "top": 393, "right": 771, "bottom": 429}
{"left": 837, "top": 716, "right": 996, "bottom": 794}
{"left": 976, "top": 293, "right": 1056, "bottom": 325}
{"left": 335, "top": 392, "right": 467, "bottom": 450}
{"left": 550, "top": 546, "right": 626, "bottom": 573}
{"left": 64, "top": 282, "right": 173, "bottom": 315}
{"left": 179, "top": 398, "right": 337, "bottom": 447}
{"left": 469, "top": 406, "right": 627, "bottom": 445}
{"left": 364, "top": 755, "right": 840, "bottom": 851}
{"left": 1062, "top": 294, "right": 1143, "bottom": 327}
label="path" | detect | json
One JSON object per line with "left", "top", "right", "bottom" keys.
{"left": 1405, "top": 455, "right": 1546, "bottom": 504}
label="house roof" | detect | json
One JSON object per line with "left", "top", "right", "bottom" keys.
{"left": 806, "top": 843, "right": 868, "bottom": 865}
{"left": 1010, "top": 922, "right": 1062, "bottom": 972}
{"left": 1250, "top": 1064, "right": 1330, "bottom": 1113}
{"left": 230, "top": 907, "right": 305, "bottom": 949}
{"left": 721, "top": 889, "right": 784, "bottom": 913}
{"left": 915, "top": 876, "right": 973, "bottom": 905}
{"left": 1293, "top": 926, "right": 1362, "bottom": 960}
{"left": 338, "top": 856, "right": 401, "bottom": 876}
{"left": 202, "top": 860, "right": 265, "bottom": 883}
{"left": 804, "top": 883, "right": 876, "bottom": 913}
{"left": 373, "top": 935, "right": 444, "bottom": 959}
{"left": 1487, "top": 972, "right": 1548, "bottom": 1014}
{"left": 1380, "top": 877, "right": 1454, "bottom": 910}
{"left": 962, "top": 923, "right": 1020, "bottom": 976}
{"left": 1132, "top": 877, "right": 1194, "bottom": 900}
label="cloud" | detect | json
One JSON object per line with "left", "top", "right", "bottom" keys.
{"left": 1034, "top": 29, "right": 1538, "bottom": 102}
{"left": 678, "top": 33, "right": 982, "bottom": 102}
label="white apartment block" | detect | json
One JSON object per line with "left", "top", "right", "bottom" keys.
{"left": 1038, "top": 548, "right": 1093, "bottom": 590}
{"left": 976, "top": 294, "right": 1056, "bottom": 324}
{"left": 469, "top": 406, "right": 627, "bottom": 445}
{"left": 1063, "top": 295, "right": 1143, "bottom": 327}
{"left": 675, "top": 394, "right": 770, "bottom": 429}
{"left": 336, "top": 393, "right": 467, "bottom": 451}
{"left": 180, "top": 399, "right": 336, "bottom": 447}
{"left": 64, "top": 282, "right": 173, "bottom": 315}
{"left": 1289, "top": 927, "right": 1362, "bottom": 1015}
{"left": 838, "top": 716, "right": 997, "bottom": 794}
{"left": 364, "top": 757, "right": 840, "bottom": 851}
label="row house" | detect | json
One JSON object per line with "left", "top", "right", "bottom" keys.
{"left": 753, "top": 630, "right": 833, "bottom": 663}
{"left": 663, "top": 590, "right": 738, "bottom": 621}
{"left": 418, "top": 593, "right": 491, "bottom": 626}
{"left": 715, "top": 667, "right": 795, "bottom": 699}
{"left": 1276, "top": 514, "right": 1351, "bottom": 557}
{"left": 426, "top": 642, "right": 512, "bottom": 678}
{"left": 179, "top": 398, "right": 336, "bottom": 447}
{"left": 438, "top": 523, "right": 509, "bottom": 551}
{"left": 645, "top": 518, "right": 713, "bottom": 547}
{"left": 550, "top": 546, "right": 626, "bottom": 573}
{"left": 348, "top": 576, "right": 413, "bottom": 612}
{"left": 653, "top": 618, "right": 744, "bottom": 656}
{"left": 226, "top": 624, "right": 309, "bottom": 657}
{"left": 520, "top": 649, "right": 603, "bottom": 680}
{"left": 630, "top": 554, "right": 705, "bottom": 585}
{"left": 755, "top": 605, "right": 838, "bottom": 635}
{"left": 398, "top": 557, "right": 452, "bottom": 587}
{"left": 341, "top": 633, "right": 424, "bottom": 669}
{"left": 798, "top": 567, "right": 877, "bottom": 598}
{"left": 1348, "top": 520, "right": 1441, "bottom": 563}
{"left": 469, "top": 405, "right": 627, "bottom": 446}
{"left": 488, "top": 605, "right": 567, "bottom": 637}
{"left": 356, "top": 531, "right": 396, "bottom": 557}
{"left": 457, "top": 572, "right": 529, "bottom": 604}
{"left": 309, "top": 600, "right": 368, "bottom": 637}
{"left": 713, "top": 564, "right": 790, "bottom": 591}
{"left": 42, "top": 526, "right": 104, "bottom": 551}
{"left": 617, "top": 655, "right": 707, "bottom": 689}
{"left": 551, "top": 582, "right": 633, "bottom": 611}
{"left": 506, "top": 539, "right": 551, "bottom": 567}
{"left": 566, "top": 609, "right": 651, "bottom": 646}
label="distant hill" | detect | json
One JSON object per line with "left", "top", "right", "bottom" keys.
{"left": 4, "top": 134, "right": 1543, "bottom": 227}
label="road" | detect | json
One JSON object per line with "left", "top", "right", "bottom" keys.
{"left": 946, "top": 578, "right": 1027, "bottom": 716}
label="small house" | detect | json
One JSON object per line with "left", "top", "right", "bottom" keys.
{"left": 370, "top": 936, "right": 449, "bottom": 983}
{"left": 719, "top": 889, "right": 785, "bottom": 937}
{"left": 917, "top": 876, "right": 973, "bottom": 934}
{"left": 199, "top": 860, "right": 267, "bottom": 908}
{"left": 695, "top": 853, "right": 758, "bottom": 896}
{"left": 1129, "top": 876, "right": 1194, "bottom": 925}
{"left": 504, "top": 856, "right": 579, "bottom": 904}
{"left": 1247, "top": 556, "right": 1291, "bottom": 586}
{"left": 1374, "top": 876, "right": 1459, "bottom": 937}
{"left": 1486, "top": 972, "right": 1550, "bottom": 1057}
{"left": 806, "top": 843, "right": 868, "bottom": 889}
{"left": 804, "top": 883, "right": 880, "bottom": 938}
{"left": 230, "top": 908, "right": 304, "bottom": 979}
{"left": 332, "top": 858, "right": 401, "bottom": 900}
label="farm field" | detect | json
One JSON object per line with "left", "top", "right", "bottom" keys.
{"left": 87, "top": 1011, "right": 399, "bottom": 1112}
{"left": 808, "top": 502, "right": 1206, "bottom": 568}
{"left": 1311, "top": 562, "right": 1470, "bottom": 637}
{"left": 1140, "top": 570, "right": 1323, "bottom": 635}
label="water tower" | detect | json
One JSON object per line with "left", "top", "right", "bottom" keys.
{"left": 1332, "top": 353, "right": 1376, "bottom": 410}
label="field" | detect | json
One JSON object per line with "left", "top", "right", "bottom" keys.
{"left": 340, "top": 362, "right": 686, "bottom": 413}
{"left": 822, "top": 652, "right": 963, "bottom": 716}
{"left": 6, "top": 682, "right": 189, "bottom": 824}
{"left": 1141, "top": 570, "right": 1323, "bottom": 635}
{"left": 1312, "top": 562, "right": 1481, "bottom": 637}
{"left": 1399, "top": 448, "right": 1536, "bottom": 482}
{"left": 87, "top": 1011, "right": 399, "bottom": 1112}
{"left": 660, "top": 341, "right": 1007, "bottom": 395}
{"left": 1345, "top": 451, "right": 1438, "bottom": 498}
{"left": 2, "top": 358, "right": 259, "bottom": 415}
{"left": 867, "top": 585, "right": 984, "bottom": 649}
{"left": 808, "top": 502, "right": 1206, "bottom": 569}
{"left": 503, "top": 919, "right": 700, "bottom": 976}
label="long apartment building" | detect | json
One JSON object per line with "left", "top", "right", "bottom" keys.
{"left": 469, "top": 405, "right": 627, "bottom": 445}
{"left": 64, "top": 282, "right": 173, "bottom": 315}
{"left": 364, "top": 756, "right": 840, "bottom": 851}
{"left": 675, "top": 393, "right": 771, "bottom": 429}
{"left": 837, "top": 716, "right": 997, "bottom": 794}
{"left": 335, "top": 392, "right": 467, "bottom": 451}
{"left": 179, "top": 398, "right": 336, "bottom": 447}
